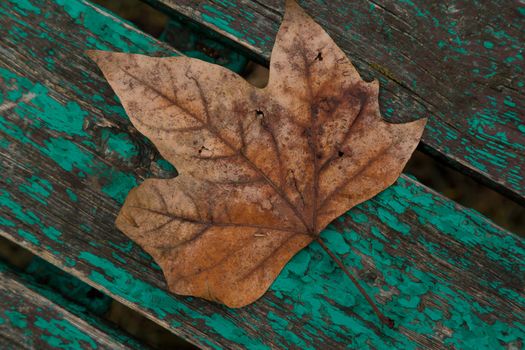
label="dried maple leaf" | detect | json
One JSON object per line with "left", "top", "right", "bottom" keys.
{"left": 88, "top": 0, "right": 425, "bottom": 316}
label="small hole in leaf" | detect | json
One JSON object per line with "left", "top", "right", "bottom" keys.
{"left": 338, "top": 151, "right": 344, "bottom": 157}
{"left": 315, "top": 52, "right": 323, "bottom": 61}
{"left": 255, "top": 109, "right": 264, "bottom": 118}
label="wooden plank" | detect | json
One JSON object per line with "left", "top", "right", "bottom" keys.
{"left": 0, "top": 0, "right": 524, "bottom": 348}
{"left": 147, "top": 0, "right": 525, "bottom": 204}
{"left": 0, "top": 261, "right": 147, "bottom": 350}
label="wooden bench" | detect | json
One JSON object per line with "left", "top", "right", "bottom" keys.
{"left": 0, "top": 0, "right": 523, "bottom": 348}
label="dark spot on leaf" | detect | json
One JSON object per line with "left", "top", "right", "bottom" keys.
{"left": 338, "top": 151, "right": 344, "bottom": 157}
{"left": 315, "top": 51, "right": 323, "bottom": 61}
{"left": 255, "top": 109, "right": 264, "bottom": 118}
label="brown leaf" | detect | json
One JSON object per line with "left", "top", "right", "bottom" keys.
{"left": 88, "top": 0, "right": 426, "bottom": 307}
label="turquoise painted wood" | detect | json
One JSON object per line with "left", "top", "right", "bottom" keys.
{"left": 0, "top": 260, "right": 148, "bottom": 349}
{"left": 0, "top": 0, "right": 524, "bottom": 349}
{"left": 147, "top": 0, "right": 525, "bottom": 204}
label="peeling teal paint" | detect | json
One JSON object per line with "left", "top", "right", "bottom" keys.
{"left": 18, "top": 175, "right": 53, "bottom": 205}
{"left": 375, "top": 207, "right": 411, "bottom": 234}
{"left": 7, "top": 0, "right": 41, "bottom": 15}
{"left": 35, "top": 316, "right": 98, "bottom": 349}
{"left": 4, "top": 309, "right": 28, "bottom": 328}
{"left": 53, "top": 0, "right": 172, "bottom": 55}
{"left": 17, "top": 229, "right": 40, "bottom": 245}
{"left": 101, "top": 129, "right": 138, "bottom": 159}
{"left": 111, "top": 252, "right": 127, "bottom": 264}
{"left": 200, "top": 4, "right": 259, "bottom": 46}
{"left": 0, "top": 217, "right": 16, "bottom": 227}
{"left": 42, "top": 226, "right": 63, "bottom": 243}
{"left": 43, "top": 138, "right": 94, "bottom": 173}
{"left": 65, "top": 257, "right": 77, "bottom": 267}
{"left": 0, "top": 67, "right": 139, "bottom": 204}
{"left": 108, "top": 240, "right": 133, "bottom": 253}
{"left": 0, "top": 189, "right": 41, "bottom": 226}
{"left": 66, "top": 188, "right": 78, "bottom": 202}
{"left": 100, "top": 171, "right": 137, "bottom": 204}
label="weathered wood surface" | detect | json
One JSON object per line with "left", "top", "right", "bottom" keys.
{"left": 0, "top": 0, "right": 524, "bottom": 349}
{"left": 148, "top": 0, "right": 525, "bottom": 204}
{"left": 0, "top": 260, "right": 147, "bottom": 349}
